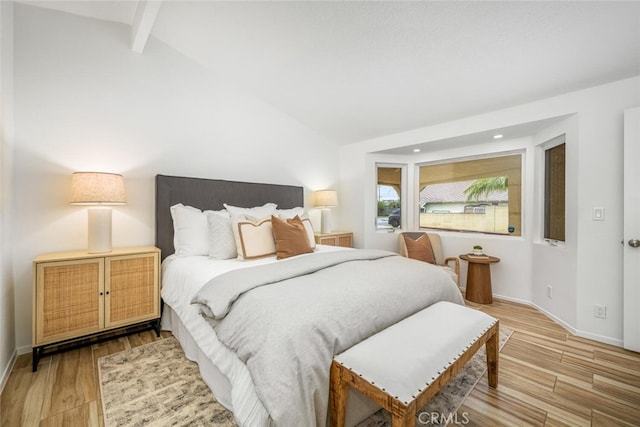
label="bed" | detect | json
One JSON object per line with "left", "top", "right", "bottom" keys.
{"left": 155, "top": 174, "right": 464, "bottom": 427}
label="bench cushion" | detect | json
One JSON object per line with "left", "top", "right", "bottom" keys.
{"left": 334, "top": 301, "right": 497, "bottom": 405}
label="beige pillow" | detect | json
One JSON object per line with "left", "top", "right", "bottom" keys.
{"left": 234, "top": 215, "right": 276, "bottom": 260}
{"left": 271, "top": 215, "right": 314, "bottom": 260}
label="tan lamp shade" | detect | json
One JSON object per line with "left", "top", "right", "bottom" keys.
{"left": 313, "top": 190, "right": 338, "bottom": 208}
{"left": 70, "top": 172, "right": 126, "bottom": 205}
{"left": 70, "top": 172, "right": 126, "bottom": 254}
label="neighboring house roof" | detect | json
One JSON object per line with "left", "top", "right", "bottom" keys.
{"left": 420, "top": 180, "right": 508, "bottom": 205}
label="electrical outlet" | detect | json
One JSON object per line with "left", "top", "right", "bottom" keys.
{"left": 592, "top": 207, "right": 605, "bottom": 221}
{"left": 547, "top": 285, "right": 553, "bottom": 299}
{"left": 594, "top": 304, "right": 607, "bottom": 319}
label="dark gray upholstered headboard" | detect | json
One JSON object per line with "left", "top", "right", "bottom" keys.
{"left": 155, "top": 174, "right": 304, "bottom": 260}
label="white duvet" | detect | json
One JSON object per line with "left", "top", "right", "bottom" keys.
{"left": 161, "top": 245, "right": 348, "bottom": 427}
{"left": 162, "top": 246, "right": 464, "bottom": 426}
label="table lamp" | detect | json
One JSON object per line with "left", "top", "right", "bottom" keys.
{"left": 314, "top": 190, "right": 338, "bottom": 234}
{"left": 70, "top": 172, "right": 126, "bottom": 253}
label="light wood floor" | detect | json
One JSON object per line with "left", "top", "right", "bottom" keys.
{"left": 463, "top": 300, "right": 640, "bottom": 426}
{"left": 1, "top": 300, "right": 639, "bottom": 426}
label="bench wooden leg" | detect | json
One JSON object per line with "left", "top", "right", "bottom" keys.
{"left": 391, "top": 415, "right": 414, "bottom": 427}
{"left": 330, "top": 361, "right": 348, "bottom": 427}
{"left": 486, "top": 325, "right": 499, "bottom": 388}
{"left": 391, "top": 401, "right": 416, "bottom": 427}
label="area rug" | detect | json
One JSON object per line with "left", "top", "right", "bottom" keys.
{"left": 98, "top": 338, "right": 235, "bottom": 427}
{"left": 99, "top": 329, "right": 512, "bottom": 427}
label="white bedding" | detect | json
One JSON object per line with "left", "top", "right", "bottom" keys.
{"left": 160, "top": 245, "right": 350, "bottom": 427}
{"left": 161, "top": 245, "right": 464, "bottom": 426}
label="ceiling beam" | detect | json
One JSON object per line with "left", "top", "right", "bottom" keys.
{"left": 131, "top": 0, "right": 162, "bottom": 53}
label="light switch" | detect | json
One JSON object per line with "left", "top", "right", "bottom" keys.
{"left": 593, "top": 207, "right": 604, "bottom": 221}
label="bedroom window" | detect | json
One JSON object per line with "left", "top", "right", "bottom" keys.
{"left": 418, "top": 153, "right": 522, "bottom": 236}
{"left": 544, "top": 139, "right": 566, "bottom": 242}
{"left": 377, "top": 165, "right": 402, "bottom": 229}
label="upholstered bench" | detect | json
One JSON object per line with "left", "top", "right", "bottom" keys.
{"left": 329, "top": 301, "right": 499, "bottom": 427}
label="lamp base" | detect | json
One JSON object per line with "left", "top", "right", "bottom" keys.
{"left": 88, "top": 207, "right": 112, "bottom": 253}
{"left": 320, "top": 208, "right": 333, "bottom": 234}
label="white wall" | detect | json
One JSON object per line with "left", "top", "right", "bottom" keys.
{"left": 530, "top": 117, "right": 578, "bottom": 330}
{"left": 340, "top": 77, "right": 640, "bottom": 346}
{"left": 0, "top": 0, "right": 15, "bottom": 391}
{"left": 11, "top": 4, "right": 340, "bottom": 352}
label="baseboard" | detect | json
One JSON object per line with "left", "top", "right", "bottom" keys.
{"left": 0, "top": 348, "right": 17, "bottom": 394}
{"left": 17, "top": 344, "right": 31, "bottom": 355}
{"left": 492, "top": 293, "right": 624, "bottom": 348}
{"left": 571, "top": 329, "right": 624, "bottom": 347}
{"left": 491, "top": 293, "right": 535, "bottom": 309}
{"left": 525, "top": 300, "right": 579, "bottom": 336}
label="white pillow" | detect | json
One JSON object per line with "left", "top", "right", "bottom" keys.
{"left": 207, "top": 211, "right": 237, "bottom": 260}
{"left": 233, "top": 215, "right": 276, "bottom": 260}
{"left": 224, "top": 203, "right": 278, "bottom": 219}
{"left": 300, "top": 217, "right": 316, "bottom": 249}
{"left": 170, "top": 203, "right": 209, "bottom": 256}
{"left": 276, "top": 207, "right": 305, "bottom": 218}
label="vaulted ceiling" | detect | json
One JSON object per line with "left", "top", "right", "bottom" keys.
{"left": 20, "top": 1, "right": 640, "bottom": 144}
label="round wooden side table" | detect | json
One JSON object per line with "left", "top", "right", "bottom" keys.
{"left": 459, "top": 254, "right": 501, "bottom": 304}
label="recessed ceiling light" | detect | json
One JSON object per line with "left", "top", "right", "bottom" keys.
{"left": 493, "top": 134, "right": 503, "bottom": 139}
{"left": 413, "top": 148, "right": 421, "bottom": 153}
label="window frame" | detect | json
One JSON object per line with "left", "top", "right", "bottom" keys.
{"left": 541, "top": 135, "right": 566, "bottom": 243}
{"left": 415, "top": 151, "right": 524, "bottom": 236}
{"left": 375, "top": 163, "right": 406, "bottom": 231}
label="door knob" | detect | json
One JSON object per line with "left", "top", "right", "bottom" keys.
{"left": 629, "top": 239, "right": 640, "bottom": 248}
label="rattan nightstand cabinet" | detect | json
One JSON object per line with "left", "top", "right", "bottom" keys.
{"left": 314, "top": 231, "right": 353, "bottom": 248}
{"left": 105, "top": 252, "right": 160, "bottom": 329}
{"left": 32, "top": 246, "right": 160, "bottom": 371}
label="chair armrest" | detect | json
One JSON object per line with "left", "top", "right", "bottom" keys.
{"left": 444, "top": 257, "right": 460, "bottom": 283}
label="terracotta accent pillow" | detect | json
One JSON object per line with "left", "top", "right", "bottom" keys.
{"left": 276, "top": 208, "right": 316, "bottom": 249}
{"left": 271, "top": 215, "right": 314, "bottom": 259}
{"left": 402, "top": 234, "right": 436, "bottom": 265}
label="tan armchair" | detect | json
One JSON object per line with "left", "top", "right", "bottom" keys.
{"left": 398, "top": 232, "right": 460, "bottom": 285}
